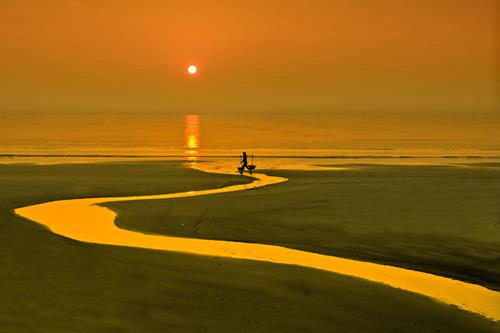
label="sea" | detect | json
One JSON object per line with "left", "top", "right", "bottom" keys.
{"left": 1, "top": 113, "right": 499, "bottom": 167}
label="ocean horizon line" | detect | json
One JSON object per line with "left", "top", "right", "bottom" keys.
{"left": 2, "top": 154, "right": 500, "bottom": 160}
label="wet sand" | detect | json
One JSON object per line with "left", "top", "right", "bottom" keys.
{"left": 15, "top": 165, "right": 500, "bottom": 321}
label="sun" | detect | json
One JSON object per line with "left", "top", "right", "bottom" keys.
{"left": 187, "top": 65, "right": 198, "bottom": 75}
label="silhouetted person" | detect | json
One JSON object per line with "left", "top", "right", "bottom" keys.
{"left": 239, "top": 152, "right": 249, "bottom": 174}
{"left": 238, "top": 151, "right": 256, "bottom": 174}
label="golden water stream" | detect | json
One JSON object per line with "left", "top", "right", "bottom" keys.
{"left": 14, "top": 168, "right": 500, "bottom": 321}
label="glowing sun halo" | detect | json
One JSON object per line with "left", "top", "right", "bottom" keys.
{"left": 187, "top": 65, "right": 198, "bottom": 75}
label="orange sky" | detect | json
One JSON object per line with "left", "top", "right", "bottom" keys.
{"left": 1, "top": 0, "right": 499, "bottom": 115}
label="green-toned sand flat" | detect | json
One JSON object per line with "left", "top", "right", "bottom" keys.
{"left": 2, "top": 161, "right": 499, "bottom": 332}
{"left": 111, "top": 163, "right": 500, "bottom": 290}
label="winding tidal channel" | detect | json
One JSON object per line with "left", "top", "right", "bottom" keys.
{"left": 15, "top": 167, "right": 500, "bottom": 321}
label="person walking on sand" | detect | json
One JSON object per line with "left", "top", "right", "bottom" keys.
{"left": 239, "top": 151, "right": 249, "bottom": 174}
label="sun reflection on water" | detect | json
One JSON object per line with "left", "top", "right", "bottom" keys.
{"left": 184, "top": 115, "right": 200, "bottom": 161}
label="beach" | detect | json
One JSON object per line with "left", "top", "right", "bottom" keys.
{"left": 3, "top": 2, "right": 499, "bottom": 331}
{"left": 1, "top": 159, "right": 499, "bottom": 332}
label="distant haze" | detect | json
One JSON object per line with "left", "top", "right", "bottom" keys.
{"left": 1, "top": 0, "right": 498, "bottom": 116}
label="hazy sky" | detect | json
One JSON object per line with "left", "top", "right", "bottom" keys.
{"left": 1, "top": 0, "right": 499, "bottom": 115}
